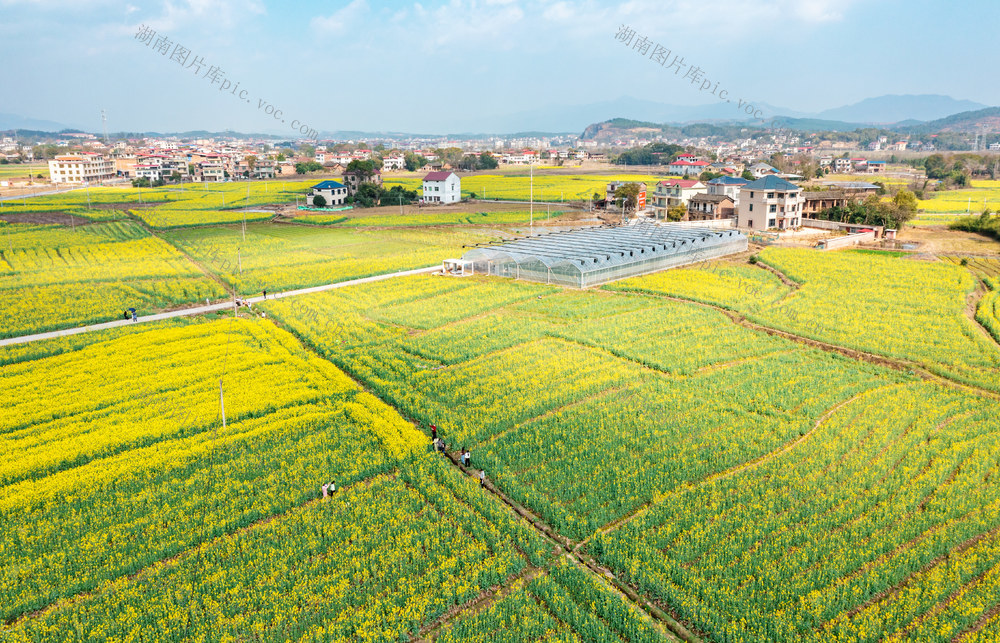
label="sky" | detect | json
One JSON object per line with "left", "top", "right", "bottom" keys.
{"left": 1, "top": 0, "right": 998, "bottom": 135}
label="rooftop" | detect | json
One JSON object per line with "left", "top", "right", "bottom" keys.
{"left": 743, "top": 175, "right": 800, "bottom": 192}
{"left": 707, "top": 176, "right": 748, "bottom": 186}
{"left": 423, "top": 171, "right": 456, "bottom": 181}
{"left": 461, "top": 222, "right": 748, "bottom": 288}
{"left": 311, "top": 180, "right": 346, "bottom": 190}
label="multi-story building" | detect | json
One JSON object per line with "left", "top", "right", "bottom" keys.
{"left": 381, "top": 155, "right": 405, "bottom": 170}
{"left": 686, "top": 194, "right": 735, "bottom": 221}
{"left": 422, "top": 171, "right": 461, "bottom": 204}
{"left": 706, "top": 176, "right": 748, "bottom": 206}
{"left": 342, "top": 169, "right": 382, "bottom": 196}
{"left": 736, "top": 175, "right": 804, "bottom": 231}
{"left": 197, "top": 162, "right": 225, "bottom": 182}
{"left": 48, "top": 153, "right": 115, "bottom": 183}
{"left": 650, "top": 179, "right": 705, "bottom": 218}
{"left": 307, "top": 180, "right": 349, "bottom": 207}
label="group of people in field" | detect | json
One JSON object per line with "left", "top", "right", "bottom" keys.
{"left": 431, "top": 424, "right": 485, "bottom": 486}
{"left": 321, "top": 423, "right": 487, "bottom": 499}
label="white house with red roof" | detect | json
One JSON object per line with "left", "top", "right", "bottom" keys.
{"left": 651, "top": 179, "right": 706, "bottom": 218}
{"left": 422, "top": 171, "right": 461, "bottom": 204}
{"left": 666, "top": 159, "right": 710, "bottom": 176}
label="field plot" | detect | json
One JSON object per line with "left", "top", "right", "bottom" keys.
{"left": 6, "top": 460, "right": 554, "bottom": 642}
{"left": 296, "top": 209, "right": 553, "bottom": 227}
{"left": 0, "top": 221, "right": 225, "bottom": 337}
{"left": 431, "top": 560, "right": 667, "bottom": 643}
{"left": 754, "top": 247, "right": 1000, "bottom": 391}
{"left": 2, "top": 315, "right": 668, "bottom": 641}
{"left": 264, "top": 275, "right": 904, "bottom": 541}
{"left": 608, "top": 261, "right": 790, "bottom": 314}
{"left": 0, "top": 181, "right": 311, "bottom": 226}
{"left": 164, "top": 223, "right": 493, "bottom": 294}
{"left": 384, "top": 173, "right": 666, "bottom": 202}
{"left": 593, "top": 382, "right": 1000, "bottom": 642}
{"left": 132, "top": 180, "right": 310, "bottom": 228}
{"left": 0, "top": 319, "right": 426, "bottom": 620}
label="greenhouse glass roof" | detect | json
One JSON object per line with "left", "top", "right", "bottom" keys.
{"left": 462, "top": 222, "right": 747, "bottom": 288}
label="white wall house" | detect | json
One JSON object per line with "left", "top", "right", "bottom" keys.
{"left": 48, "top": 154, "right": 115, "bottom": 183}
{"left": 422, "top": 171, "right": 461, "bottom": 204}
{"left": 382, "top": 155, "right": 405, "bottom": 170}
{"left": 736, "top": 175, "right": 804, "bottom": 232}
{"left": 651, "top": 179, "right": 705, "bottom": 218}
{"left": 706, "top": 176, "right": 749, "bottom": 206}
{"left": 308, "top": 180, "right": 349, "bottom": 207}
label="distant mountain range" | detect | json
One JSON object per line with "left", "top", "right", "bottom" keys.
{"left": 0, "top": 112, "right": 74, "bottom": 133}
{"left": 0, "top": 94, "right": 995, "bottom": 139}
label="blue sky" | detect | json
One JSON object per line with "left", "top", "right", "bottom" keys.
{"left": 1, "top": 0, "right": 997, "bottom": 134}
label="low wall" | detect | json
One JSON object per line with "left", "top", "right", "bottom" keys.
{"left": 817, "top": 231, "right": 877, "bottom": 250}
{"left": 656, "top": 218, "right": 735, "bottom": 230}
{"left": 802, "top": 218, "right": 884, "bottom": 236}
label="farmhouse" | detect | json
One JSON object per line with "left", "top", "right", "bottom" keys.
{"left": 706, "top": 176, "right": 748, "bottom": 205}
{"left": 422, "top": 171, "right": 461, "bottom": 204}
{"left": 666, "top": 159, "right": 710, "bottom": 176}
{"left": 687, "top": 194, "right": 735, "bottom": 221}
{"left": 651, "top": 179, "right": 705, "bottom": 218}
{"left": 736, "top": 175, "right": 804, "bottom": 231}
{"left": 342, "top": 169, "right": 382, "bottom": 196}
{"left": 307, "top": 180, "right": 349, "bottom": 207}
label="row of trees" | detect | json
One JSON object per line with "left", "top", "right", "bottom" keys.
{"left": 949, "top": 210, "right": 1000, "bottom": 240}
{"left": 313, "top": 184, "right": 418, "bottom": 208}
{"left": 816, "top": 190, "right": 918, "bottom": 229}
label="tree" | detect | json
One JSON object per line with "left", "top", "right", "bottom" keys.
{"left": 276, "top": 152, "right": 286, "bottom": 162}
{"left": 667, "top": 204, "right": 687, "bottom": 221}
{"left": 170, "top": 171, "right": 182, "bottom": 183}
{"left": 741, "top": 170, "right": 755, "bottom": 181}
{"left": 404, "top": 152, "right": 427, "bottom": 172}
{"left": 345, "top": 159, "right": 377, "bottom": 180}
{"left": 459, "top": 154, "right": 479, "bottom": 171}
{"left": 892, "top": 189, "right": 919, "bottom": 218}
{"left": 298, "top": 144, "right": 316, "bottom": 158}
{"left": 615, "top": 183, "right": 641, "bottom": 213}
{"left": 924, "top": 154, "right": 948, "bottom": 179}
{"left": 698, "top": 170, "right": 722, "bottom": 182}
{"left": 353, "top": 182, "right": 382, "bottom": 207}
{"left": 478, "top": 152, "right": 499, "bottom": 170}
{"left": 312, "top": 194, "right": 327, "bottom": 207}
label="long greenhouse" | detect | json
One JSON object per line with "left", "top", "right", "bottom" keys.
{"left": 461, "top": 222, "right": 748, "bottom": 288}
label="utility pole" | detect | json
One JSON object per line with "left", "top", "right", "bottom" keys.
{"left": 529, "top": 162, "right": 533, "bottom": 232}
{"left": 101, "top": 109, "right": 109, "bottom": 145}
{"left": 219, "top": 379, "right": 227, "bottom": 429}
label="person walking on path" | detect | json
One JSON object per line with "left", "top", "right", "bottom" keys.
{"left": 322, "top": 482, "right": 329, "bottom": 499}
{"left": 431, "top": 424, "right": 437, "bottom": 440}
{"left": 263, "top": 289, "right": 267, "bottom": 300}
{"left": 479, "top": 469, "right": 486, "bottom": 486}
{"left": 129, "top": 307, "right": 137, "bottom": 322}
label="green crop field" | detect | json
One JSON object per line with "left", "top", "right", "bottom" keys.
{"left": 4, "top": 205, "right": 1000, "bottom": 642}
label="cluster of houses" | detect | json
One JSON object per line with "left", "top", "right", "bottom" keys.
{"left": 306, "top": 170, "right": 462, "bottom": 207}
{"left": 641, "top": 171, "right": 881, "bottom": 232}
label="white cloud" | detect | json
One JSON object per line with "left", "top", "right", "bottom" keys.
{"left": 311, "top": 0, "right": 370, "bottom": 35}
